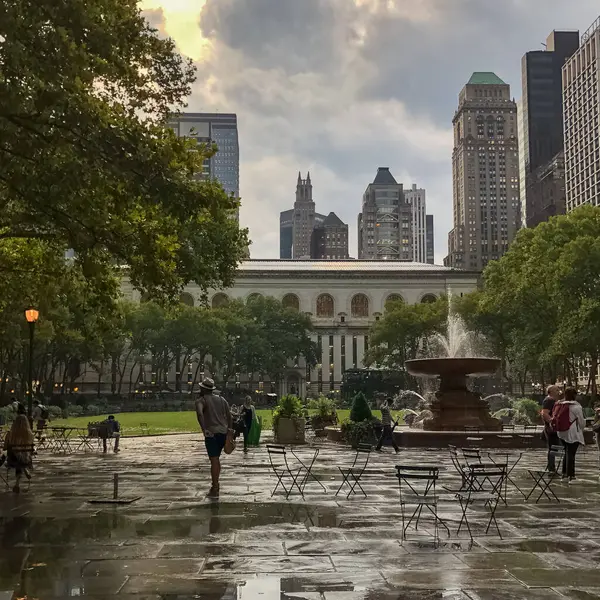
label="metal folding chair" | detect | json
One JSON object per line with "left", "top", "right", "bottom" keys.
{"left": 266, "top": 445, "right": 307, "bottom": 499}
{"left": 455, "top": 464, "right": 506, "bottom": 540}
{"left": 291, "top": 447, "right": 327, "bottom": 492}
{"left": 526, "top": 445, "right": 564, "bottom": 504}
{"left": 396, "top": 465, "right": 450, "bottom": 545}
{"left": 461, "top": 448, "right": 482, "bottom": 466}
{"left": 335, "top": 443, "right": 371, "bottom": 499}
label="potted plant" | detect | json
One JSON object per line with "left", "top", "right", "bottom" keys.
{"left": 340, "top": 392, "right": 379, "bottom": 448}
{"left": 308, "top": 395, "right": 337, "bottom": 434}
{"left": 273, "top": 394, "right": 306, "bottom": 444}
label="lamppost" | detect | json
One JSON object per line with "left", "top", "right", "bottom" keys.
{"left": 25, "top": 307, "right": 39, "bottom": 419}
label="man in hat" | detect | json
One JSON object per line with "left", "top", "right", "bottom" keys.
{"left": 195, "top": 377, "right": 232, "bottom": 497}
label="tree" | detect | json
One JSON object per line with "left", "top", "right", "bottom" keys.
{"left": 0, "top": 0, "right": 248, "bottom": 300}
{"left": 364, "top": 298, "right": 447, "bottom": 380}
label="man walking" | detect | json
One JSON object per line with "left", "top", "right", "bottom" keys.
{"left": 376, "top": 397, "right": 400, "bottom": 453}
{"left": 195, "top": 378, "right": 232, "bottom": 498}
{"left": 541, "top": 384, "right": 561, "bottom": 472}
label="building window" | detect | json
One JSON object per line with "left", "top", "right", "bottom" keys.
{"left": 282, "top": 293, "right": 300, "bottom": 311}
{"left": 351, "top": 294, "right": 370, "bottom": 318}
{"left": 211, "top": 293, "right": 229, "bottom": 309}
{"left": 179, "top": 293, "right": 194, "bottom": 307}
{"left": 316, "top": 294, "right": 335, "bottom": 317}
{"left": 421, "top": 294, "right": 438, "bottom": 304}
{"left": 247, "top": 293, "right": 263, "bottom": 304}
{"left": 341, "top": 335, "right": 346, "bottom": 374}
{"left": 352, "top": 336, "right": 358, "bottom": 369}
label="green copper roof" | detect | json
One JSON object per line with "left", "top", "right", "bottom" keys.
{"left": 468, "top": 72, "right": 506, "bottom": 85}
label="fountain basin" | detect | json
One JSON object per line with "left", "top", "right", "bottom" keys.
{"left": 405, "top": 357, "right": 501, "bottom": 378}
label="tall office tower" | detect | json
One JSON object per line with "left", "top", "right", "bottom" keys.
{"left": 279, "top": 209, "right": 294, "bottom": 259}
{"left": 358, "top": 167, "right": 413, "bottom": 261}
{"left": 444, "top": 73, "right": 520, "bottom": 271}
{"left": 563, "top": 19, "right": 600, "bottom": 211}
{"left": 426, "top": 214, "right": 435, "bottom": 264}
{"left": 404, "top": 184, "right": 427, "bottom": 262}
{"left": 292, "top": 172, "right": 316, "bottom": 258}
{"left": 520, "top": 31, "right": 579, "bottom": 227}
{"left": 310, "top": 212, "right": 349, "bottom": 259}
{"left": 168, "top": 113, "right": 240, "bottom": 218}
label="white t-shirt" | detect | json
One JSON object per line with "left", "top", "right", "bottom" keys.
{"left": 556, "top": 401, "right": 585, "bottom": 445}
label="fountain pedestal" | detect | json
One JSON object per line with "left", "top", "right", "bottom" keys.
{"left": 405, "top": 358, "right": 502, "bottom": 432}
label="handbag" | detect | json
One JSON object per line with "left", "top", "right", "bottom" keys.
{"left": 224, "top": 429, "right": 236, "bottom": 454}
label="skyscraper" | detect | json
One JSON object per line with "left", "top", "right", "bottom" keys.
{"left": 168, "top": 113, "right": 240, "bottom": 217}
{"left": 404, "top": 184, "right": 427, "bottom": 263}
{"left": 520, "top": 30, "right": 579, "bottom": 227}
{"left": 279, "top": 209, "right": 294, "bottom": 259}
{"left": 358, "top": 167, "right": 413, "bottom": 261}
{"left": 292, "top": 172, "right": 316, "bottom": 259}
{"left": 311, "top": 212, "right": 349, "bottom": 259}
{"left": 563, "top": 19, "right": 600, "bottom": 211}
{"left": 426, "top": 214, "right": 435, "bottom": 264}
{"left": 445, "top": 73, "right": 520, "bottom": 271}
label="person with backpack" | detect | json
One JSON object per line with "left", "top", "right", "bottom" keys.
{"left": 541, "top": 385, "right": 561, "bottom": 472}
{"left": 551, "top": 387, "right": 585, "bottom": 483}
{"left": 32, "top": 400, "right": 49, "bottom": 441}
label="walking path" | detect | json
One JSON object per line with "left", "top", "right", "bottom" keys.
{"left": 1, "top": 433, "right": 600, "bottom": 599}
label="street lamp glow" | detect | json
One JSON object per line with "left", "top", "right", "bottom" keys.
{"left": 25, "top": 308, "right": 39, "bottom": 323}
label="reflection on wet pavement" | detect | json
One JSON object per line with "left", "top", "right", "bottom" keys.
{"left": 0, "top": 433, "right": 600, "bottom": 598}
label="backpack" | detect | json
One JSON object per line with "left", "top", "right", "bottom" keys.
{"left": 40, "top": 406, "right": 49, "bottom": 420}
{"left": 550, "top": 402, "right": 573, "bottom": 433}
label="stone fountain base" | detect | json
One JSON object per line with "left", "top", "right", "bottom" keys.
{"left": 423, "top": 389, "right": 502, "bottom": 431}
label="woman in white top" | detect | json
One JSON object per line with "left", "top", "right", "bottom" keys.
{"left": 556, "top": 387, "right": 585, "bottom": 482}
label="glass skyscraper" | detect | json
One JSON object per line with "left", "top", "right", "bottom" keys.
{"left": 168, "top": 112, "right": 240, "bottom": 218}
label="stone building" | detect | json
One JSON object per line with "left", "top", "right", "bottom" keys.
{"left": 121, "top": 260, "right": 479, "bottom": 397}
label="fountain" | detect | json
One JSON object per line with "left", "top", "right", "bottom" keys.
{"left": 405, "top": 312, "right": 502, "bottom": 431}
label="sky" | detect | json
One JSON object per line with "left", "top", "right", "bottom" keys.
{"left": 140, "top": 0, "right": 600, "bottom": 264}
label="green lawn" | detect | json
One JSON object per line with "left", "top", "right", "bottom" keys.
{"left": 51, "top": 408, "right": 398, "bottom": 436}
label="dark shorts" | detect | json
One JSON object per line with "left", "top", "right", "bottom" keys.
{"left": 205, "top": 433, "right": 227, "bottom": 458}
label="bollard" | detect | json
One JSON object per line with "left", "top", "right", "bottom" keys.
{"left": 113, "top": 473, "right": 119, "bottom": 500}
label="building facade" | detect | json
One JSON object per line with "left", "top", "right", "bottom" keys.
{"left": 563, "top": 19, "right": 600, "bottom": 211}
{"left": 404, "top": 184, "right": 428, "bottom": 263}
{"left": 520, "top": 31, "right": 579, "bottom": 227}
{"left": 122, "top": 261, "right": 480, "bottom": 397}
{"left": 310, "top": 212, "right": 349, "bottom": 259}
{"left": 168, "top": 113, "right": 240, "bottom": 217}
{"left": 358, "top": 168, "right": 413, "bottom": 261}
{"left": 426, "top": 214, "right": 435, "bottom": 264}
{"left": 445, "top": 73, "right": 520, "bottom": 271}
{"left": 292, "top": 172, "right": 316, "bottom": 259}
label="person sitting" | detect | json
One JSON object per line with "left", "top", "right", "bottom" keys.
{"left": 2, "top": 414, "right": 34, "bottom": 493}
{"left": 102, "top": 415, "right": 121, "bottom": 453}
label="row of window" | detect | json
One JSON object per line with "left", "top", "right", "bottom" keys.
{"left": 200, "top": 292, "right": 438, "bottom": 317}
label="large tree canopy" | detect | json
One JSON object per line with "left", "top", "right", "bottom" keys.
{"left": 0, "top": 0, "right": 248, "bottom": 299}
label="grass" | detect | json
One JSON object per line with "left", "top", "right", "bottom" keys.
{"left": 50, "top": 409, "right": 404, "bottom": 436}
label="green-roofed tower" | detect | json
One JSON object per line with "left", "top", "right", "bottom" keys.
{"left": 467, "top": 72, "right": 507, "bottom": 85}
{"left": 444, "top": 72, "right": 520, "bottom": 272}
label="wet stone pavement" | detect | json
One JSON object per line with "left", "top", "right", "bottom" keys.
{"left": 1, "top": 434, "right": 600, "bottom": 599}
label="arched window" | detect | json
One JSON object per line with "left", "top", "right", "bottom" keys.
{"left": 179, "top": 292, "right": 194, "bottom": 307}
{"left": 316, "top": 294, "right": 334, "bottom": 317}
{"left": 421, "top": 294, "right": 437, "bottom": 304}
{"left": 212, "top": 293, "right": 229, "bottom": 309}
{"left": 351, "top": 294, "right": 369, "bottom": 318}
{"left": 385, "top": 294, "right": 404, "bottom": 310}
{"left": 247, "top": 293, "right": 263, "bottom": 304}
{"left": 282, "top": 293, "right": 300, "bottom": 311}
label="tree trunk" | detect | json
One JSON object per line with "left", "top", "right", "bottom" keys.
{"left": 175, "top": 351, "right": 181, "bottom": 392}
{"left": 590, "top": 354, "right": 598, "bottom": 403}
{"left": 111, "top": 355, "right": 117, "bottom": 395}
{"left": 97, "top": 359, "right": 104, "bottom": 397}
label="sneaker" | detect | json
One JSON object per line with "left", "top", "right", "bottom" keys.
{"left": 12, "top": 485, "right": 20, "bottom": 494}
{"left": 375, "top": 449, "right": 383, "bottom": 453}
{"left": 207, "top": 486, "right": 220, "bottom": 498}
{"left": 569, "top": 477, "right": 577, "bottom": 484}
{"left": 394, "top": 449, "right": 400, "bottom": 454}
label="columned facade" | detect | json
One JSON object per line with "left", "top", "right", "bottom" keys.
{"left": 122, "top": 260, "right": 479, "bottom": 397}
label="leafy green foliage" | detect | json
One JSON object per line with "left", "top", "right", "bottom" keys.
{"left": 274, "top": 395, "right": 304, "bottom": 419}
{"left": 340, "top": 420, "right": 375, "bottom": 447}
{"left": 349, "top": 392, "right": 372, "bottom": 423}
{"left": 0, "top": 0, "right": 247, "bottom": 301}
{"left": 510, "top": 398, "right": 541, "bottom": 425}
{"left": 307, "top": 395, "right": 337, "bottom": 418}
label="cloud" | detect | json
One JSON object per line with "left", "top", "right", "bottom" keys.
{"left": 143, "top": 0, "right": 600, "bottom": 262}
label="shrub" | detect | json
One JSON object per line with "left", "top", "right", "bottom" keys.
{"left": 64, "top": 403, "right": 83, "bottom": 418}
{"left": 85, "top": 404, "right": 101, "bottom": 416}
{"left": 47, "top": 405, "right": 63, "bottom": 420}
{"left": 349, "top": 392, "right": 372, "bottom": 423}
{"left": 308, "top": 395, "right": 336, "bottom": 419}
{"left": 341, "top": 420, "right": 376, "bottom": 447}
{"left": 511, "top": 398, "right": 540, "bottom": 425}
